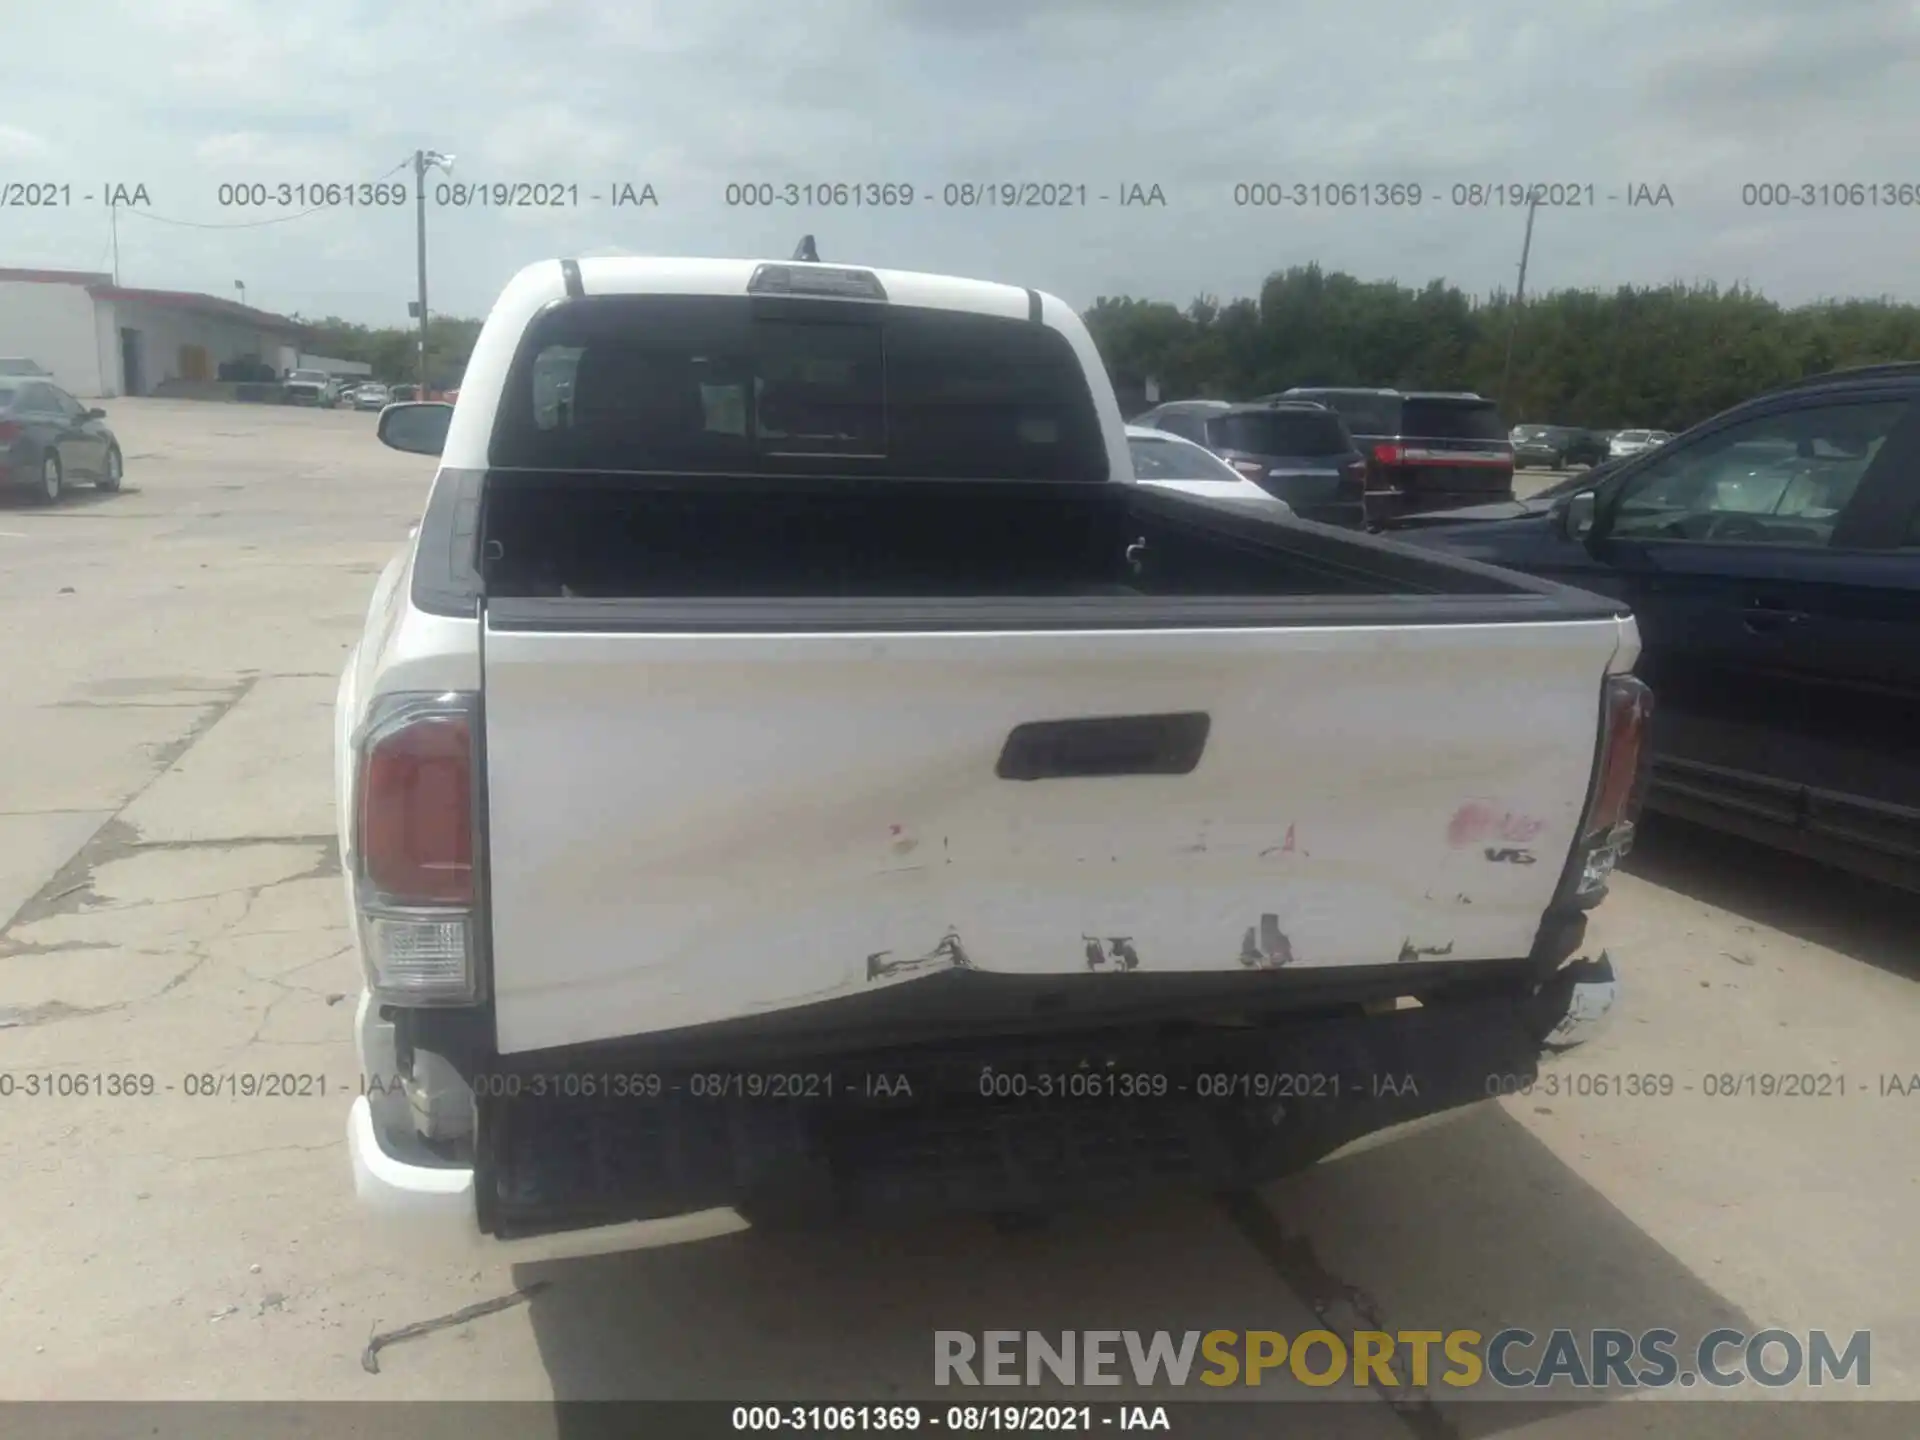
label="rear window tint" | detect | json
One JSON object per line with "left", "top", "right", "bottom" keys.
{"left": 492, "top": 294, "right": 1108, "bottom": 481}
{"left": 1401, "top": 400, "right": 1509, "bottom": 442}
{"left": 1289, "top": 391, "right": 1400, "bottom": 436}
{"left": 1208, "top": 410, "right": 1349, "bottom": 455}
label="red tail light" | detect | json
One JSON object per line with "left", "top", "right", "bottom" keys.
{"left": 1565, "top": 674, "right": 1654, "bottom": 901}
{"left": 1372, "top": 442, "right": 1405, "bottom": 465}
{"left": 358, "top": 705, "right": 474, "bottom": 905}
{"left": 1587, "top": 675, "right": 1654, "bottom": 836}
{"left": 0, "top": 421, "right": 21, "bottom": 442}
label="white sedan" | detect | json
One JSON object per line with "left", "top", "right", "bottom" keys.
{"left": 1607, "top": 428, "right": 1673, "bottom": 460}
{"left": 1124, "top": 424, "right": 1294, "bottom": 513}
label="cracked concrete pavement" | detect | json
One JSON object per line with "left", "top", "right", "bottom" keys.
{"left": 0, "top": 401, "right": 1914, "bottom": 1434}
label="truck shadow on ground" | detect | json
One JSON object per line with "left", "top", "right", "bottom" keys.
{"left": 507, "top": 1101, "right": 1834, "bottom": 1437}
{"left": 1624, "top": 815, "right": 1920, "bottom": 983}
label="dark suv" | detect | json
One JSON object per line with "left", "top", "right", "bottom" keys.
{"left": 1386, "top": 361, "right": 1920, "bottom": 891}
{"left": 1269, "top": 388, "right": 1516, "bottom": 523}
{"left": 1130, "top": 398, "right": 1367, "bottom": 527}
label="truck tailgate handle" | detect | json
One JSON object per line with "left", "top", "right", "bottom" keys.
{"left": 996, "top": 712, "right": 1210, "bottom": 781}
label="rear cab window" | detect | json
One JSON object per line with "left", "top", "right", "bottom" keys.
{"left": 1291, "top": 391, "right": 1400, "bottom": 437}
{"left": 1400, "top": 399, "right": 1509, "bottom": 442}
{"left": 491, "top": 294, "right": 1109, "bottom": 482}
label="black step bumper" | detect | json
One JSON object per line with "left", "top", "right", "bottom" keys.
{"left": 475, "top": 986, "right": 1574, "bottom": 1241}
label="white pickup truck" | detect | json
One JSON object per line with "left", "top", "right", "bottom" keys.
{"left": 339, "top": 250, "right": 1649, "bottom": 1257}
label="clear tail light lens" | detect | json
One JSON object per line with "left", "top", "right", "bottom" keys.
{"left": 352, "top": 692, "right": 483, "bottom": 1005}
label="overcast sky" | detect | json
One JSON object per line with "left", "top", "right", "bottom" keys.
{"left": 3, "top": 0, "right": 1917, "bottom": 325}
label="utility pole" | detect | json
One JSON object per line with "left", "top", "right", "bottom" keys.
{"left": 412, "top": 149, "right": 456, "bottom": 394}
{"left": 1497, "top": 189, "right": 1542, "bottom": 411}
{"left": 110, "top": 198, "right": 120, "bottom": 286}
{"left": 414, "top": 150, "right": 430, "bottom": 391}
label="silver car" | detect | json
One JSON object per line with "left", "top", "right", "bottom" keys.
{"left": 1607, "top": 428, "right": 1673, "bottom": 460}
{"left": 353, "top": 384, "right": 392, "bottom": 412}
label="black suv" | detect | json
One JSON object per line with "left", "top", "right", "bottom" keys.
{"left": 1130, "top": 398, "right": 1367, "bottom": 527}
{"left": 1512, "top": 424, "right": 1609, "bottom": 470}
{"left": 1267, "top": 388, "right": 1515, "bottom": 524}
{"left": 1387, "top": 362, "right": 1920, "bottom": 891}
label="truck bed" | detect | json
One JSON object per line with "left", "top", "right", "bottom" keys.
{"left": 476, "top": 469, "right": 1569, "bottom": 608}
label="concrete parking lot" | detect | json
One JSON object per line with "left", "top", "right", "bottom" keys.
{"left": 1, "top": 401, "right": 1915, "bottom": 1433}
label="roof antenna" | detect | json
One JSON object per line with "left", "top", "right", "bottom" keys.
{"left": 792, "top": 235, "right": 819, "bottom": 262}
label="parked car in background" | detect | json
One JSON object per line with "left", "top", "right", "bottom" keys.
{"left": 1385, "top": 362, "right": 1920, "bottom": 891}
{"left": 388, "top": 384, "right": 419, "bottom": 403}
{"left": 1607, "top": 429, "right": 1672, "bottom": 460}
{"left": 0, "top": 358, "right": 54, "bottom": 380}
{"left": 353, "top": 383, "right": 392, "bottom": 412}
{"left": 1124, "top": 424, "right": 1295, "bottom": 514}
{"left": 0, "top": 380, "right": 123, "bottom": 503}
{"left": 284, "top": 369, "right": 333, "bottom": 406}
{"left": 1512, "top": 424, "right": 1609, "bottom": 470}
{"left": 1131, "top": 399, "right": 1366, "bottom": 526}
{"left": 1272, "top": 387, "right": 1516, "bottom": 523}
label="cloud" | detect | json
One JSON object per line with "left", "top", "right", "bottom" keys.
{"left": 0, "top": 124, "right": 53, "bottom": 160}
{"left": 0, "top": 0, "right": 1911, "bottom": 320}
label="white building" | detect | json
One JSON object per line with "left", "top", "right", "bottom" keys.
{"left": 0, "top": 267, "right": 307, "bottom": 397}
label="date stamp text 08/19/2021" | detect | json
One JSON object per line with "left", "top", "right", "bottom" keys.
{"left": 3, "top": 1067, "right": 1917, "bottom": 1102}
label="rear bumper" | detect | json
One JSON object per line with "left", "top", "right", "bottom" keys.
{"left": 1290, "top": 500, "right": 1368, "bottom": 529}
{"left": 349, "top": 989, "right": 750, "bottom": 1259}
{"left": 349, "top": 947, "right": 1618, "bottom": 1251}
{"left": 347, "top": 1098, "right": 751, "bottom": 1260}
{"left": 1367, "top": 483, "right": 1517, "bottom": 523}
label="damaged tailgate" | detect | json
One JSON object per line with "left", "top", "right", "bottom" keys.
{"left": 479, "top": 615, "right": 1624, "bottom": 1054}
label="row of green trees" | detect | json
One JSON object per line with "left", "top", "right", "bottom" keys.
{"left": 288, "top": 264, "right": 1920, "bottom": 433}
{"left": 291, "top": 314, "right": 484, "bottom": 388}
{"left": 1083, "top": 265, "right": 1920, "bottom": 431}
